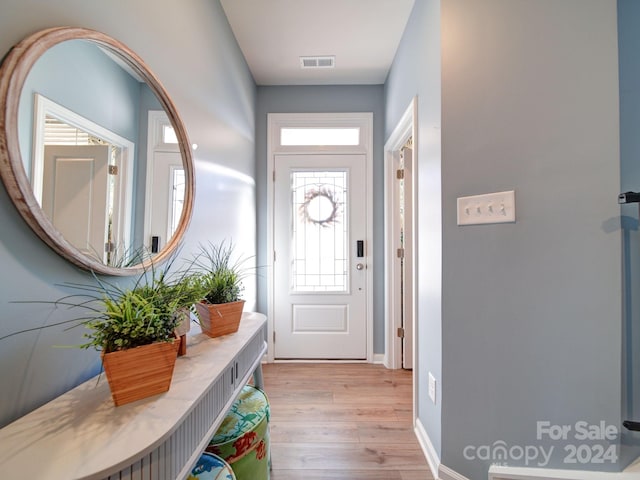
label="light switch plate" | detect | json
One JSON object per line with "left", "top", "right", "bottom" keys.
{"left": 428, "top": 372, "right": 436, "bottom": 405}
{"left": 457, "top": 190, "right": 516, "bottom": 226}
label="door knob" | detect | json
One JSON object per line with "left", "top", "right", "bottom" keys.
{"left": 356, "top": 263, "right": 364, "bottom": 270}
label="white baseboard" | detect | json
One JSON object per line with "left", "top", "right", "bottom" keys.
{"left": 412, "top": 419, "right": 639, "bottom": 480}
{"left": 440, "top": 464, "right": 471, "bottom": 480}
{"left": 372, "top": 353, "right": 385, "bottom": 364}
{"left": 489, "top": 459, "right": 640, "bottom": 480}
{"left": 415, "top": 417, "right": 440, "bottom": 478}
{"left": 413, "top": 418, "right": 473, "bottom": 480}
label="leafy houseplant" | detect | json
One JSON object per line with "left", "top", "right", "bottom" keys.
{"left": 71, "top": 262, "right": 204, "bottom": 406}
{"left": 193, "top": 241, "right": 249, "bottom": 338}
{"left": 80, "top": 266, "right": 203, "bottom": 351}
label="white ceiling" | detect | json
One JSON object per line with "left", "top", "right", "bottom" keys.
{"left": 219, "top": 0, "right": 415, "bottom": 86}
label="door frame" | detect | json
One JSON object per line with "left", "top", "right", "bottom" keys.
{"left": 266, "top": 112, "right": 374, "bottom": 363}
{"left": 384, "top": 97, "right": 418, "bottom": 370}
{"left": 144, "top": 110, "right": 182, "bottom": 250}
{"left": 32, "top": 93, "right": 135, "bottom": 258}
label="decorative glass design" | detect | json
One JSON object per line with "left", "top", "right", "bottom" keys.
{"left": 299, "top": 186, "right": 340, "bottom": 227}
{"left": 291, "top": 171, "right": 348, "bottom": 292}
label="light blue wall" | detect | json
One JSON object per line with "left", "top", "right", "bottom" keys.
{"left": 255, "top": 85, "right": 386, "bottom": 353}
{"left": 386, "top": 0, "right": 624, "bottom": 478}
{"left": 0, "top": 0, "right": 256, "bottom": 428}
{"left": 439, "top": 0, "right": 621, "bottom": 478}
{"left": 384, "top": 0, "right": 443, "bottom": 456}
{"left": 618, "top": 0, "right": 640, "bottom": 465}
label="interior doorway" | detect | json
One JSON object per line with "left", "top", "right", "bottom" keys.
{"left": 33, "top": 93, "right": 134, "bottom": 265}
{"left": 384, "top": 98, "right": 418, "bottom": 371}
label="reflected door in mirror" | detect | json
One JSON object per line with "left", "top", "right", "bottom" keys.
{"left": 34, "top": 94, "right": 134, "bottom": 266}
{"left": 43, "top": 145, "right": 113, "bottom": 262}
{"left": 148, "top": 151, "right": 183, "bottom": 252}
{"left": 145, "top": 111, "right": 184, "bottom": 254}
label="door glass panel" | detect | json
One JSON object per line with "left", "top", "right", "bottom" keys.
{"left": 169, "top": 167, "right": 185, "bottom": 238}
{"left": 290, "top": 170, "right": 348, "bottom": 292}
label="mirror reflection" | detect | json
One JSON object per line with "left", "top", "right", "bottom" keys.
{"left": 17, "top": 38, "right": 185, "bottom": 267}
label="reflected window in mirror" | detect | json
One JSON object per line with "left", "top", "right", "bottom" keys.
{"left": 170, "top": 168, "right": 185, "bottom": 239}
{"left": 163, "top": 124, "right": 178, "bottom": 144}
{"left": 145, "top": 111, "right": 185, "bottom": 253}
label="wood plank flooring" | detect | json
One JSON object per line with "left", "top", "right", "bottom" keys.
{"left": 262, "top": 363, "right": 433, "bottom": 480}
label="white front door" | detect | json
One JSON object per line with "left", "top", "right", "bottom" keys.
{"left": 42, "top": 144, "right": 111, "bottom": 261}
{"left": 273, "top": 154, "right": 368, "bottom": 359}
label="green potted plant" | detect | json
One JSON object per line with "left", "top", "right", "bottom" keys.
{"left": 192, "top": 241, "right": 249, "bottom": 338}
{"left": 71, "top": 261, "right": 204, "bottom": 406}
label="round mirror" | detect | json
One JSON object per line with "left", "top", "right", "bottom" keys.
{"left": 0, "top": 27, "right": 194, "bottom": 275}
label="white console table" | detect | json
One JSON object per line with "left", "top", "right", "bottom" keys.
{"left": 0, "top": 312, "right": 267, "bottom": 480}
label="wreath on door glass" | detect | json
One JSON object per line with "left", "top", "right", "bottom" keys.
{"left": 299, "top": 186, "right": 340, "bottom": 227}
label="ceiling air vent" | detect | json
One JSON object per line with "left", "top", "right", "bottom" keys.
{"left": 300, "top": 55, "right": 335, "bottom": 69}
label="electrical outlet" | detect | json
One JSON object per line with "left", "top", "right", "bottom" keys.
{"left": 457, "top": 190, "right": 516, "bottom": 226}
{"left": 428, "top": 372, "right": 436, "bottom": 404}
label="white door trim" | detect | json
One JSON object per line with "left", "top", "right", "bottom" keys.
{"left": 33, "top": 93, "right": 135, "bottom": 258}
{"left": 384, "top": 98, "right": 418, "bottom": 430}
{"left": 384, "top": 97, "right": 418, "bottom": 370}
{"left": 266, "top": 112, "right": 374, "bottom": 363}
{"left": 144, "top": 110, "right": 181, "bottom": 249}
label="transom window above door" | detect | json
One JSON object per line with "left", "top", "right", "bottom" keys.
{"left": 270, "top": 113, "right": 371, "bottom": 153}
{"left": 280, "top": 127, "right": 360, "bottom": 146}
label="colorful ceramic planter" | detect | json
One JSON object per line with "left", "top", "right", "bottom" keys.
{"left": 189, "top": 452, "right": 235, "bottom": 480}
{"left": 206, "top": 385, "right": 270, "bottom": 480}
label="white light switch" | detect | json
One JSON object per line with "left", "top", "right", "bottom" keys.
{"left": 428, "top": 372, "right": 437, "bottom": 405}
{"left": 457, "top": 190, "right": 516, "bottom": 226}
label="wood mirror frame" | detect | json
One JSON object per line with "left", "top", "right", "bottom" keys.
{"left": 0, "top": 27, "right": 194, "bottom": 276}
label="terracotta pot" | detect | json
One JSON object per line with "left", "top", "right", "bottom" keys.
{"left": 195, "top": 300, "right": 245, "bottom": 338}
{"left": 101, "top": 339, "right": 179, "bottom": 406}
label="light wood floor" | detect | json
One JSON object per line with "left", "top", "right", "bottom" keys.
{"left": 262, "top": 363, "right": 434, "bottom": 480}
